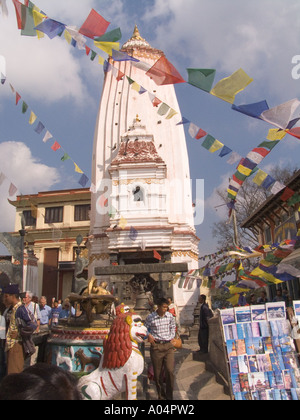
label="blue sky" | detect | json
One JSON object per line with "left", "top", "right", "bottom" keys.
{"left": 0, "top": 0, "right": 300, "bottom": 258}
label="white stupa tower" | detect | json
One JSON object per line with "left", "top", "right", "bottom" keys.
{"left": 88, "top": 27, "right": 200, "bottom": 324}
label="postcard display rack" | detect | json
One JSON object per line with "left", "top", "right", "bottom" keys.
{"left": 220, "top": 301, "right": 300, "bottom": 400}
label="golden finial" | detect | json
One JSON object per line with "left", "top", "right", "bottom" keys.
{"left": 136, "top": 114, "right": 141, "bottom": 123}
{"left": 132, "top": 25, "right": 145, "bottom": 42}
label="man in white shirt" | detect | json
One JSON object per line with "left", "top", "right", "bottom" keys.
{"left": 145, "top": 298, "right": 176, "bottom": 400}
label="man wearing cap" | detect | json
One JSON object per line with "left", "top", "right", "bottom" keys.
{"left": 3, "top": 284, "right": 35, "bottom": 374}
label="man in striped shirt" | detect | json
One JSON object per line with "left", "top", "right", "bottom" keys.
{"left": 145, "top": 297, "right": 176, "bottom": 400}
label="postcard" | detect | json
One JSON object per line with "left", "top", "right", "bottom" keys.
{"left": 266, "top": 302, "right": 286, "bottom": 321}
{"left": 235, "top": 306, "right": 252, "bottom": 323}
{"left": 251, "top": 305, "right": 267, "bottom": 322}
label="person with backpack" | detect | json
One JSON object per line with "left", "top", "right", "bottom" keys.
{"left": 3, "top": 284, "right": 37, "bottom": 375}
{"left": 197, "top": 294, "right": 214, "bottom": 354}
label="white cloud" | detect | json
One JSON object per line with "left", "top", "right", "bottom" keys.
{"left": 142, "top": 0, "right": 300, "bottom": 101}
{"left": 0, "top": 1, "right": 101, "bottom": 105}
{"left": 0, "top": 141, "right": 60, "bottom": 231}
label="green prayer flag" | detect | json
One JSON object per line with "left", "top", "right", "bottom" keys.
{"left": 257, "top": 140, "right": 280, "bottom": 150}
{"left": 61, "top": 153, "right": 70, "bottom": 162}
{"left": 22, "top": 101, "right": 28, "bottom": 114}
{"left": 187, "top": 68, "right": 216, "bottom": 93}
{"left": 94, "top": 28, "right": 122, "bottom": 42}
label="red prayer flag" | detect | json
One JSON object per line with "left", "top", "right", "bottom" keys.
{"left": 287, "top": 127, "right": 300, "bottom": 139}
{"left": 153, "top": 250, "right": 161, "bottom": 261}
{"left": 146, "top": 56, "right": 186, "bottom": 86}
{"left": 51, "top": 141, "right": 61, "bottom": 152}
{"left": 280, "top": 187, "right": 295, "bottom": 202}
{"left": 195, "top": 128, "right": 207, "bottom": 140}
{"left": 12, "top": 0, "right": 25, "bottom": 30}
{"left": 16, "top": 92, "right": 21, "bottom": 105}
{"left": 79, "top": 9, "right": 110, "bottom": 39}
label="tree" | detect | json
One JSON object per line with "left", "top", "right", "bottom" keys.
{"left": 211, "top": 165, "right": 298, "bottom": 251}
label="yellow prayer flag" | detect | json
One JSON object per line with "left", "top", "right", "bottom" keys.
{"left": 74, "top": 163, "right": 83, "bottom": 174}
{"left": 237, "top": 164, "right": 252, "bottom": 177}
{"left": 165, "top": 108, "right": 178, "bottom": 120}
{"left": 94, "top": 41, "right": 120, "bottom": 56}
{"left": 29, "top": 111, "right": 37, "bottom": 125}
{"left": 131, "top": 82, "right": 140, "bottom": 93}
{"left": 32, "top": 10, "right": 45, "bottom": 39}
{"left": 252, "top": 169, "right": 268, "bottom": 186}
{"left": 266, "top": 128, "right": 287, "bottom": 141}
{"left": 250, "top": 267, "right": 283, "bottom": 284}
{"left": 209, "top": 139, "right": 223, "bottom": 153}
{"left": 227, "top": 294, "right": 240, "bottom": 307}
{"left": 118, "top": 216, "right": 127, "bottom": 230}
{"left": 98, "top": 56, "right": 105, "bottom": 65}
{"left": 64, "top": 30, "right": 72, "bottom": 44}
{"left": 210, "top": 68, "right": 253, "bottom": 104}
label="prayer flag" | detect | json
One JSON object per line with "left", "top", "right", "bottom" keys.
{"left": 202, "top": 135, "right": 223, "bottom": 153}
{"left": 0, "top": 0, "right": 8, "bottom": 17}
{"left": 118, "top": 216, "right": 127, "bottom": 230}
{"left": 195, "top": 128, "right": 207, "bottom": 140}
{"left": 188, "top": 123, "right": 199, "bottom": 138}
{"left": 9, "top": 183, "right": 17, "bottom": 197}
{"left": 34, "top": 18, "right": 65, "bottom": 39}
{"left": 16, "top": 92, "right": 21, "bottom": 105}
{"left": 232, "top": 100, "right": 269, "bottom": 119}
{"left": 43, "top": 131, "right": 52, "bottom": 143}
{"left": 61, "top": 153, "right": 70, "bottom": 161}
{"left": 266, "top": 128, "right": 286, "bottom": 141}
{"left": 12, "top": 0, "right": 25, "bottom": 29}
{"left": 112, "top": 49, "right": 139, "bottom": 62}
{"left": 157, "top": 103, "right": 170, "bottom": 116}
{"left": 146, "top": 55, "right": 186, "bottom": 85}
{"left": 78, "top": 174, "right": 89, "bottom": 188}
{"left": 260, "top": 99, "right": 300, "bottom": 129}
{"left": 280, "top": 187, "right": 295, "bottom": 202}
{"left": 246, "top": 147, "right": 270, "bottom": 165}
{"left": 219, "top": 145, "right": 232, "bottom": 157}
{"left": 74, "top": 163, "right": 83, "bottom": 174}
{"left": 94, "top": 27, "right": 122, "bottom": 42}
{"left": 210, "top": 68, "right": 253, "bottom": 104}
{"left": 153, "top": 250, "right": 162, "bottom": 261}
{"left": 270, "top": 181, "right": 285, "bottom": 195}
{"left": 261, "top": 175, "right": 275, "bottom": 190}
{"left": 129, "top": 226, "right": 138, "bottom": 241}
{"left": 187, "top": 68, "right": 216, "bottom": 92}
{"left": 29, "top": 111, "right": 37, "bottom": 125}
{"left": 252, "top": 169, "right": 268, "bottom": 186}
{"left": 94, "top": 41, "right": 119, "bottom": 56}
{"left": 176, "top": 117, "right": 190, "bottom": 125}
{"left": 166, "top": 108, "right": 178, "bottom": 119}
{"left": 79, "top": 9, "right": 110, "bottom": 39}
{"left": 32, "top": 10, "right": 46, "bottom": 39}
{"left": 51, "top": 141, "right": 61, "bottom": 152}
{"left": 22, "top": 101, "right": 28, "bottom": 114}
{"left": 34, "top": 121, "right": 45, "bottom": 134}
{"left": 287, "top": 127, "right": 300, "bottom": 139}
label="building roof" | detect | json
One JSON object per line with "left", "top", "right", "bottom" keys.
{"left": 241, "top": 169, "right": 300, "bottom": 229}
{"left": 10, "top": 188, "right": 91, "bottom": 208}
{"left": 121, "top": 25, "right": 163, "bottom": 60}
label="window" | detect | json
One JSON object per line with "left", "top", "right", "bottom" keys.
{"left": 264, "top": 226, "right": 272, "bottom": 244}
{"left": 74, "top": 204, "right": 91, "bottom": 221}
{"left": 23, "top": 210, "right": 36, "bottom": 227}
{"left": 45, "top": 207, "right": 63, "bottom": 224}
{"left": 133, "top": 186, "right": 144, "bottom": 202}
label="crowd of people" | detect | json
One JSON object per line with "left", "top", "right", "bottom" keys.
{"left": 0, "top": 284, "right": 78, "bottom": 382}
{"left": 0, "top": 282, "right": 214, "bottom": 401}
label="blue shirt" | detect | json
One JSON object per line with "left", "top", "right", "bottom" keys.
{"left": 59, "top": 307, "right": 75, "bottom": 319}
{"left": 39, "top": 305, "right": 52, "bottom": 325}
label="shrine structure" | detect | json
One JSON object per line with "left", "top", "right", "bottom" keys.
{"left": 88, "top": 27, "right": 200, "bottom": 325}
